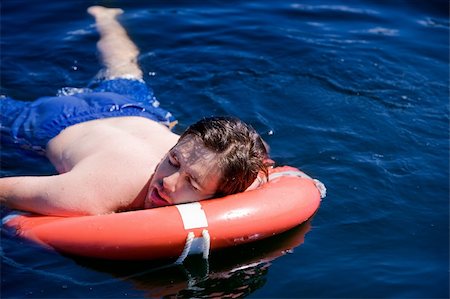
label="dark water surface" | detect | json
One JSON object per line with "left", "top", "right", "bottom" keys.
{"left": 1, "top": 0, "right": 449, "bottom": 298}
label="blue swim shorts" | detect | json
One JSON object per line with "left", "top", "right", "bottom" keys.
{"left": 0, "top": 78, "right": 177, "bottom": 152}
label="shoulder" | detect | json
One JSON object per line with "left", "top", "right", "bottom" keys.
{"left": 52, "top": 156, "right": 150, "bottom": 214}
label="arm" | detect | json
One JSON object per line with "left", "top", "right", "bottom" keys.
{"left": 1, "top": 175, "right": 78, "bottom": 216}
{"left": 0, "top": 155, "right": 129, "bottom": 216}
{"left": 1, "top": 149, "right": 150, "bottom": 216}
{"left": 0, "top": 173, "right": 109, "bottom": 216}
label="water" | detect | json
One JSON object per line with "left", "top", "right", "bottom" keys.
{"left": 1, "top": 0, "right": 448, "bottom": 298}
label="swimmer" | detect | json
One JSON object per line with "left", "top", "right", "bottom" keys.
{"left": 0, "top": 6, "right": 272, "bottom": 216}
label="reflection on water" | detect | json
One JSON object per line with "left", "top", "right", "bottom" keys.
{"left": 70, "top": 221, "right": 311, "bottom": 298}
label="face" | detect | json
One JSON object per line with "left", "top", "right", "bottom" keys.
{"left": 145, "top": 135, "right": 222, "bottom": 208}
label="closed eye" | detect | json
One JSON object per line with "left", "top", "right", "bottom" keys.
{"left": 187, "top": 177, "right": 200, "bottom": 191}
{"left": 168, "top": 152, "right": 179, "bottom": 167}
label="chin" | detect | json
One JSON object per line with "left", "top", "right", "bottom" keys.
{"left": 144, "top": 173, "right": 157, "bottom": 209}
{"left": 143, "top": 191, "right": 153, "bottom": 209}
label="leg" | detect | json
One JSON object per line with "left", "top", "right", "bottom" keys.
{"left": 87, "top": 6, "right": 143, "bottom": 80}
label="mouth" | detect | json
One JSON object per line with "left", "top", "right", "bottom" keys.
{"left": 147, "top": 187, "right": 170, "bottom": 208}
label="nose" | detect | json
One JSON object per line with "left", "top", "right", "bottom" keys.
{"left": 162, "top": 171, "right": 180, "bottom": 193}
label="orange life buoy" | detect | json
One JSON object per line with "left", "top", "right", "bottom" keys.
{"left": 2, "top": 166, "right": 325, "bottom": 261}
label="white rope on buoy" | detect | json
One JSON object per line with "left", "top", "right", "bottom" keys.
{"left": 201, "top": 229, "right": 210, "bottom": 260}
{"left": 174, "top": 231, "right": 195, "bottom": 265}
{"left": 174, "top": 229, "right": 211, "bottom": 265}
{"left": 268, "top": 170, "right": 327, "bottom": 199}
{"left": 2, "top": 211, "right": 28, "bottom": 225}
{"left": 314, "top": 179, "right": 327, "bottom": 198}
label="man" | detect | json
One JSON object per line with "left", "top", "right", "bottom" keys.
{"left": 0, "top": 6, "right": 271, "bottom": 216}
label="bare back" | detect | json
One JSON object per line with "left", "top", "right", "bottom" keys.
{"left": 45, "top": 117, "right": 179, "bottom": 213}
{"left": 47, "top": 117, "right": 178, "bottom": 172}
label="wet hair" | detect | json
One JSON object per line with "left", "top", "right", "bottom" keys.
{"left": 179, "top": 116, "right": 271, "bottom": 196}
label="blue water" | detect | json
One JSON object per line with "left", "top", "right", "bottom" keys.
{"left": 1, "top": 0, "right": 448, "bottom": 298}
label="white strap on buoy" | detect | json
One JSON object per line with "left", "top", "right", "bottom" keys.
{"left": 176, "top": 202, "right": 208, "bottom": 230}
{"left": 269, "top": 170, "right": 327, "bottom": 198}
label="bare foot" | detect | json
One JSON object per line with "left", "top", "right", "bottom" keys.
{"left": 87, "top": 6, "right": 123, "bottom": 19}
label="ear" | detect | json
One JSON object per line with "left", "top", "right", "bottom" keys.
{"left": 264, "top": 158, "right": 275, "bottom": 167}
